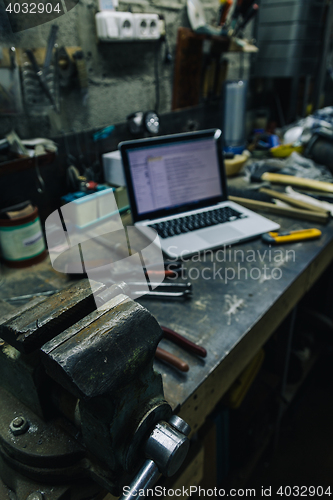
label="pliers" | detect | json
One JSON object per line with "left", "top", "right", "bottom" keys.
{"left": 155, "top": 325, "right": 207, "bottom": 372}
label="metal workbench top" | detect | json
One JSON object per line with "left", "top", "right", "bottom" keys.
{"left": 1, "top": 213, "right": 333, "bottom": 433}
{"left": 138, "top": 215, "right": 333, "bottom": 431}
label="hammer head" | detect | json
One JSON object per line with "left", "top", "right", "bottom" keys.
{"left": 250, "top": 163, "right": 281, "bottom": 183}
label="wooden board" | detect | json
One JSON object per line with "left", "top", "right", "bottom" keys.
{"left": 172, "top": 27, "right": 205, "bottom": 110}
{"left": 172, "top": 28, "right": 230, "bottom": 109}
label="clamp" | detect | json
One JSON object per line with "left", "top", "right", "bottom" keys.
{"left": 0, "top": 280, "right": 191, "bottom": 499}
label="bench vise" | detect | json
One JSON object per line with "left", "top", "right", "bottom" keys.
{"left": 0, "top": 281, "right": 190, "bottom": 500}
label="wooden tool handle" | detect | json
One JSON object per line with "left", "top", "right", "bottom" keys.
{"left": 229, "top": 196, "right": 329, "bottom": 224}
{"left": 259, "top": 188, "right": 330, "bottom": 214}
{"left": 262, "top": 173, "right": 333, "bottom": 194}
{"left": 155, "top": 347, "right": 189, "bottom": 372}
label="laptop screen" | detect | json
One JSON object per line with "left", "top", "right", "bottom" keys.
{"left": 119, "top": 129, "right": 227, "bottom": 222}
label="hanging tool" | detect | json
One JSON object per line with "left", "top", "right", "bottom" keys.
{"left": 24, "top": 25, "right": 59, "bottom": 110}
{"left": 231, "top": 0, "right": 255, "bottom": 29}
{"left": 73, "top": 50, "right": 89, "bottom": 105}
{"left": 43, "top": 25, "right": 59, "bottom": 76}
{"left": 231, "top": 0, "right": 243, "bottom": 27}
{"left": 233, "top": 2, "right": 258, "bottom": 37}
{"left": 262, "top": 228, "right": 322, "bottom": 245}
{"left": 58, "top": 46, "right": 75, "bottom": 88}
{"left": 218, "top": 0, "right": 233, "bottom": 26}
{"left": 25, "top": 49, "right": 56, "bottom": 107}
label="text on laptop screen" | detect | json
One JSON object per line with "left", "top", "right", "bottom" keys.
{"left": 127, "top": 137, "right": 223, "bottom": 216}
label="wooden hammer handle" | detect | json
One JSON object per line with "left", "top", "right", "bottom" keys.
{"left": 259, "top": 188, "right": 330, "bottom": 214}
{"left": 262, "top": 173, "right": 333, "bottom": 194}
{"left": 229, "top": 196, "right": 329, "bottom": 224}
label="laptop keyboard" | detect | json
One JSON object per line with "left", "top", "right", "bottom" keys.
{"left": 148, "top": 207, "right": 246, "bottom": 239}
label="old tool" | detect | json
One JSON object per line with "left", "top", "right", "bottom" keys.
{"left": 262, "top": 228, "right": 322, "bottom": 245}
{"left": 233, "top": 2, "right": 258, "bottom": 37}
{"left": 229, "top": 195, "right": 330, "bottom": 224}
{"left": 218, "top": 0, "right": 233, "bottom": 26}
{"left": 135, "top": 281, "right": 192, "bottom": 300}
{"left": 23, "top": 25, "right": 59, "bottom": 114}
{"left": 95, "top": 280, "right": 192, "bottom": 301}
{"left": 284, "top": 186, "right": 333, "bottom": 216}
{"left": 0, "top": 280, "right": 191, "bottom": 499}
{"left": 95, "top": 283, "right": 189, "bottom": 371}
{"left": 250, "top": 164, "right": 333, "bottom": 194}
{"left": 156, "top": 347, "right": 189, "bottom": 372}
{"left": 156, "top": 326, "right": 207, "bottom": 372}
{"left": 25, "top": 49, "right": 56, "bottom": 107}
{"left": 43, "top": 25, "right": 59, "bottom": 76}
{"left": 161, "top": 325, "right": 207, "bottom": 358}
{"left": 259, "top": 187, "right": 330, "bottom": 214}
{"left": 112, "top": 260, "right": 184, "bottom": 281}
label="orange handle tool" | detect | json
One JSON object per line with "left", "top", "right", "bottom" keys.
{"left": 155, "top": 347, "right": 189, "bottom": 372}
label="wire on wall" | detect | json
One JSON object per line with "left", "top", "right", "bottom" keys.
{"left": 154, "top": 40, "right": 160, "bottom": 113}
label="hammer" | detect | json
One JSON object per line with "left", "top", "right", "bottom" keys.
{"left": 251, "top": 165, "right": 333, "bottom": 194}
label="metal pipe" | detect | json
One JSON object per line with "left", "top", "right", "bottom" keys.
{"left": 119, "top": 460, "right": 161, "bottom": 500}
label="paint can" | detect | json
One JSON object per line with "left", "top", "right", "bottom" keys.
{"left": 0, "top": 206, "right": 46, "bottom": 268}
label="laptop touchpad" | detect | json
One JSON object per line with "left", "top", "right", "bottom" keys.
{"left": 201, "top": 226, "right": 244, "bottom": 245}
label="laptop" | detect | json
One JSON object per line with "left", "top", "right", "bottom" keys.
{"left": 119, "top": 129, "right": 280, "bottom": 258}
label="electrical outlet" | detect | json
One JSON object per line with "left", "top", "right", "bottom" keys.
{"left": 96, "top": 11, "right": 159, "bottom": 41}
{"left": 133, "top": 13, "right": 160, "bottom": 40}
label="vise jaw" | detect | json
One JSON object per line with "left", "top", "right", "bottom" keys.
{"left": 0, "top": 281, "right": 187, "bottom": 500}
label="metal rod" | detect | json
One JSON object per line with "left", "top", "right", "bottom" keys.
{"left": 119, "top": 459, "right": 161, "bottom": 500}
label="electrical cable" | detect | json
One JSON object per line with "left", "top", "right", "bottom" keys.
{"left": 154, "top": 40, "right": 160, "bottom": 113}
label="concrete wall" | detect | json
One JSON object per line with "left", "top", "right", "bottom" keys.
{"left": 0, "top": 0, "right": 237, "bottom": 139}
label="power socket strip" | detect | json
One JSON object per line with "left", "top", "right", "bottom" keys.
{"left": 96, "top": 12, "right": 160, "bottom": 41}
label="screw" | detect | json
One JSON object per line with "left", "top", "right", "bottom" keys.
{"left": 26, "top": 493, "right": 43, "bottom": 500}
{"left": 10, "top": 416, "right": 29, "bottom": 435}
{"left": 169, "top": 415, "right": 191, "bottom": 436}
{"left": 12, "top": 417, "right": 24, "bottom": 428}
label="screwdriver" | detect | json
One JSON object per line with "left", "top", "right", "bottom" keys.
{"left": 218, "top": 0, "right": 233, "bottom": 26}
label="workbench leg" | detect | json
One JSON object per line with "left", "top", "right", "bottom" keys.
{"left": 274, "top": 306, "right": 298, "bottom": 449}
